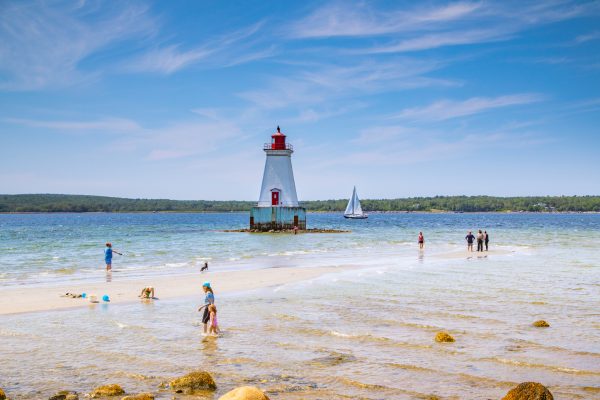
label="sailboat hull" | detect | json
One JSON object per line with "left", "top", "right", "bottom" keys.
{"left": 344, "top": 214, "right": 368, "bottom": 219}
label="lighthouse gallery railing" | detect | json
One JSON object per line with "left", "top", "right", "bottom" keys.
{"left": 264, "top": 143, "right": 293, "bottom": 151}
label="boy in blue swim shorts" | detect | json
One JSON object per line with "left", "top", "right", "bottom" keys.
{"left": 104, "top": 242, "right": 122, "bottom": 271}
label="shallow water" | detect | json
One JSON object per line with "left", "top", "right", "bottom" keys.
{"left": 1, "top": 213, "right": 599, "bottom": 399}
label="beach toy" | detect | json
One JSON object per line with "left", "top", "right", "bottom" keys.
{"left": 102, "top": 295, "right": 110, "bottom": 302}
{"left": 89, "top": 294, "right": 98, "bottom": 303}
{"left": 81, "top": 293, "right": 87, "bottom": 298}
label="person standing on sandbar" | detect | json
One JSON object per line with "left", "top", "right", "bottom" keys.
{"left": 484, "top": 231, "right": 489, "bottom": 251}
{"left": 465, "top": 231, "right": 475, "bottom": 252}
{"left": 198, "top": 282, "right": 215, "bottom": 335}
{"left": 476, "top": 230, "right": 484, "bottom": 252}
{"left": 104, "top": 242, "right": 122, "bottom": 271}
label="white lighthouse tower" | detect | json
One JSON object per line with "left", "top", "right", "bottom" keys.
{"left": 250, "top": 126, "right": 306, "bottom": 230}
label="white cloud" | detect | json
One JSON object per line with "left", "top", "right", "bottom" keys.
{"left": 239, "top": 58, "right": 457, "bottom": 110}
{"left": 575, "top": 31, "right": 600, "bottom": 43}
{"left": 0, "top": 1, "right": 157, "bottom": 90}
{"left": 122, "top": 21, "right": 271, "bottom": 74}
{"left": 289, "top": 2, "right": 481, "bottom": 38}
{"left": 365, "top": 29, "right": 512, "bottom": 53}
{"left": 394, "top": 94, "right": 544, "bottom": 121}
{"left": 125, "top": 45, "right": 213, "bottom": 74}
{"left": 352, "top": 125, "right": 414, "bottom": 144}
{"left": 289, "top": 1, "right": 599, "bottom": 55}
{"left": 4, "top": 117, "right": 140, "bottom": 132}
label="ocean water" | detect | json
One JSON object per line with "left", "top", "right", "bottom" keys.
{"left": 1, "top": 212, "right": 599, "bottom": 399}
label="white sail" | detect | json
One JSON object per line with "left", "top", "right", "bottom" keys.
{"left": 344, "top": 186, "right": 356, "bottom": 215}
{"left": 345, "top": 186, "right": 365, "bottom": 217}
{"left": 353, "top": 189, "right": 363, "bottom": 215}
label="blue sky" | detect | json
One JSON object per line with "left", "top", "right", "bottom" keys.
{"left": 1, "top": 0, "right": 599, "bottom": 200}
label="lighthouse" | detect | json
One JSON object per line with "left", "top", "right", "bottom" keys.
{"left": 250, "top": 126, "right": 306, "bottom": 231}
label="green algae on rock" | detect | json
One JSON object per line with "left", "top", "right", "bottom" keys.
{"left": 169, "top": 371, "right": 217, "bottom": 394}
{"left": 219, "top": 386, "right": 270, "bottom": 400}
{"left": 502, "top": 382, "right": 554, "bottom": 400}
{"left": 533, "top": 320, "right": 550, "bottom": 327}
{"left": 435, "top": 332, "right": 455, "bottom": 342}
{"left": 90, "top": 384, "right": 125, "bottom": 398}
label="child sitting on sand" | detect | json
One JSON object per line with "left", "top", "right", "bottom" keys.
{"left": 138, "top": 286, "right": 155, "bottom": 299}
{"left": 208, "top": 304, "right": 220, "bottom": 336}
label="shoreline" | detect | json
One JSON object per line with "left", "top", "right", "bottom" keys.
{"left": 0, "top": 265, "right": 354, "bottom": 316}
{"left": 0, "top": 247, "right": 516, "bottom": 316}
{"left": 2, "top": 210, "right": 599, "bottom": 215}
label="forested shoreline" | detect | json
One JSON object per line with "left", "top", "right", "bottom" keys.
{"left": 1, "top": 194, "right": 599, "bottom": 213}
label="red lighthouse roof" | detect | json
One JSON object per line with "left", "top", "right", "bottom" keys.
{"left": 270, "top": 126, "right": 288, "bottom": 150}
{"left": 272, "top": 125, "right": 285, "bottom": 137}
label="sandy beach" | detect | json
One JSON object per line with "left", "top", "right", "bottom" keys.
{"left": 0, "top": 265, "right": 351, "bottom": 315}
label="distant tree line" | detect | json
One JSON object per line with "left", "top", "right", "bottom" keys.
{"left": 1, "top": 194, "right": 599, "bottom": 213}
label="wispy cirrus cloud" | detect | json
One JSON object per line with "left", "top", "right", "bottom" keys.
{"left": 124, "top": 45, "right": 214, "bottom": 74}
{"left": 4, "top": 117, "right": 140, "bottom": 132}
{"left": 394, "top": 94, "right": 544, "bottom": 121}
{"left": 0, "top": 1, "right": 157, "bottom": 90}
{"left": 574, "top": 30, "right": 600, "bottom": 43}
{"left": 122, "top": 22, "right": 271, "bottom": 74}
{"left": 239, "top": 58, "right": 458, "bottom": 110}
{"left": 289, "top": 1, "right": 600, "bottom": 55}
{"left": 364, "top": 29, "right": 513, "bottom": 53}
{"left": 288, "top": 2, "right": 482, "bottom": 38}
{"left": 3, "top": 113, "right": 243, "bottom": 161}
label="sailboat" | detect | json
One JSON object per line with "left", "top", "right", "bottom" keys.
{"left": 344, "top": 186, "right": 368, "bottom": 219}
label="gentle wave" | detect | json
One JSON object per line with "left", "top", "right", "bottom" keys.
{"left": 483, "top": 357, "right": 600, "bottom": 375}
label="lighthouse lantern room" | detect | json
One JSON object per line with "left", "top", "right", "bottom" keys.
{"left": 250, "top": 126, "right": 306, "bottom": 231}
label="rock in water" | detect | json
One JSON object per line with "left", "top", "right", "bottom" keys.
{"left": 49, "top": 390, "right": 79, "bottom": 400}
{"left": 435, "top": 332, "right": 455, "bottom": 342}
{"left": 169, "top": 371, "right": 217, "bottom": 394}
{"left": 502, "top": 382, "right": 554, "bottom": 400}
{"left": 90, "top": 384, "right": 125, "bottom": 398}
{"left": 533, "top": 320, "right": 550, "bottom": 327}
{"left": 0, "top": 387, "right": 6, "bottom": 400}
{"left": 219, "top": 386, "right": 270, "bottom": 400}
{"left": 121, "top": 394, "right": 154, "bottom": 400}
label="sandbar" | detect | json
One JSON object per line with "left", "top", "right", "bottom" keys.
{"left": 0, "top": 265, "right": 350, "bottom": 316}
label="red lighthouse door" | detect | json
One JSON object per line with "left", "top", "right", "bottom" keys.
{"left": 271, "top": 191, "right": 279, "bottom": 206}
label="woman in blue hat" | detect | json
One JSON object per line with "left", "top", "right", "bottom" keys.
{"left": 198, "top": 282, "right": 215, "bottom": 334}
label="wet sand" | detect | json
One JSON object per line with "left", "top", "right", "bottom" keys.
{"left": 0, "top": 265, "right": 353, "bottom": 315}
{"left": 430, "top": 248, "right": 514, "bottom": 259}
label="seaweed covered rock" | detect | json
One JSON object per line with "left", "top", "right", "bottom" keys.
{"left": 435, "top": 332, "right": 455, "bottom": 343}
{"left": 219, "top": 386, "right": 270, "bottom": 400}
{"left": 90, "top": 384, "right": 125, "bottom": 398}
{"left": 121, "top": 394, "right": 154, "bottom": 400}
{"left": 49, "top": 390, "right": 79, "bottom": 400}
{"left": 0, "top": 387, "right": 6, "bottom": 400}
{"left": 533, "top": 320, "right": 550, "bottom": 328}
{"left": 502, "top": 382, "right": 553, "bottom": 400}
{"left": 169, "top": 371, "right": 216, "bottom": 394}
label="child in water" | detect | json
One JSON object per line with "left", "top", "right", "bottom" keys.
{"left": 208, "top": 304, "right": 220, "bottom": 336}
{"left": 138, "top": 286, "right": 155, "bottom": 299}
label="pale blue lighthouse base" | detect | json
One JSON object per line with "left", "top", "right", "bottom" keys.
{"left": 250, "top": 207, "right": 306, "bottom": 231}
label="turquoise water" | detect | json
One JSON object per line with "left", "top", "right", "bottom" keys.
{"left": 1, "top": 212, "right": 598, "bottom": 285}
{"left": 1, "top": 213, "right": 599, "bottom": 399}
